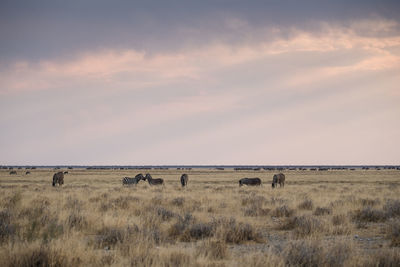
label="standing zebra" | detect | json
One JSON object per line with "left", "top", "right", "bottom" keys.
{"left": 52, "top": 171, "right": 64, "bottom": 186}
{"left": 272, "top": 173, "right": 285, "bottom": 188}
{"left": 180, "top": 173, "right": 189, "bottom": 187}
{"left": 239, "top": 177, "right": 261, "bottom": 186}
{"left": 122, "top": 173, "right": 144, "bottom": 185}
{"left": 144, "top": 173, "right": 164, "bottom": 185}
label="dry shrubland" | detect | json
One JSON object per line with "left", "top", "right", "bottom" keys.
{"left": 0, "top": 168, "right": 400, "bottom": 266}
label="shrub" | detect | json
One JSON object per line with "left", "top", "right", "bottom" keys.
{"left": 156, "top": 207, "right": 176, "bottom": 221}
{"left": 0, "top": 210, "right": 17, "bottom": 243}
{"left": 387, "top": 220, "right": 400, "bottom": 247}
{"left": 241, "top": 194, "right": 266, "bottom": 206}
{"left": 332, "top": 214, "right": 346, "bottom": 226}
{"left": 165, "top": 251, "right": 191, "bottom": 266}
{"left": 244, "top": 205, "right": 270, "bottom": 217}
{"left": 216, "top": 217, "right": 263, "bottom": 244}
{"left": 278, "top": 215, "right": 324, "bottom": 237}
{"left": 324, "top": 242, "right": 352, "bottom": 267}
{"left": 365, "top": 249, "right": 400, "bottom": 267}
{"left": 168, "top": 213, "right": 194, "bottom": 240}
{"left": 43, "top": 219, "right": 63, "bottom": 242}
{"left": 283, "top": 240, "right": 323, "bottom": 267}
{"left": 314, "top": 207, "right": 332, "bottom": 216}
{"left": 95, "top": 227, "right": 126, "bottom": 248}
{"left": 384, "top": 200, "right": 400, "bottom": 218}
{"left": 196, "top": 240, "right": 228, "bottom": 260}
{"left": 2, "top": 244, "right": 68, "bottom": 267}
{"left": 351, "top": 207, "right": 387, "bottom": 223}
{"left": 4, "top": 192, "right": 22, "bottom": 210}
{"left": 271, "top": 205, "right": 295, "bottom": 218}
{"left": 298, "top": 199, "right": 313, "bottom": 210}
{"left": 359, "top": 198, "right": 380, "bottom": 207}
{"left": 185, "top": 223, "right": 214, "bottom": 240}
{"left": 171, "top": 197, "right": 185, "bottom": 207}
{"left": 111, "top": 195, "right": 139, "bottom": 209}
{"left": 66, "top": 212, "right": 87, "bottom": 230}
{"left": 64, "top": 197, "right": 84, "bottom": 211}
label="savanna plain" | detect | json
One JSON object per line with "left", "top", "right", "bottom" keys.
{"left": 1, "top": 168, "right": 400, "bottom": 266}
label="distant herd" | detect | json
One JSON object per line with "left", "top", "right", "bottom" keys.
{"left": 49, "top": 171, "right": 285, "bottom": 188}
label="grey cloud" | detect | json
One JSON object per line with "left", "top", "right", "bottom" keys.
{"left": 1, "top": 0, "right": 400, "bottom": 62}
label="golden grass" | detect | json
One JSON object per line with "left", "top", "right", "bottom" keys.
{"left": 0, "top": 168, "right": 400, "bottom": 266}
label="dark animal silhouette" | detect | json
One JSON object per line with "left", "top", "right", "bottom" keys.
{"left": 122, "top": 173, "right": 144, "bottom": 185}
{"left": 180, "top": 173, "right": 189, "bottom": 187}
{"left": 272, "top": 173, "right": 285, "bottom": 188}
{"left": 64, "top": 171, "right": 68, "bottom": 174}
{"left": 26, "top": 171, "right": 31, "bottom": 175}
{"left": 52, "top": 171, "right": 64, "bottom": 186}
{"left": 144, "top": 173, "right": 164, "bottom": 185}
{"left": 9, "top": 171, "right": 17, "bottom": 175}
{"left": 239, "top": 177, "right": 261, "bottom": 186}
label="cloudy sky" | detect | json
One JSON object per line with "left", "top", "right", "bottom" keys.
{"left": 1, "top": 1, "right": 399, "bottom": 165}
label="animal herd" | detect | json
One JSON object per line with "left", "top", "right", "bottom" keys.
{"left": 50, "top": 171, "right": 285, "bottom": 188}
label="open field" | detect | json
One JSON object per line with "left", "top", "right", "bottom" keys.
{"left": 1, "top": 168, "right": 400, "bottom": 266}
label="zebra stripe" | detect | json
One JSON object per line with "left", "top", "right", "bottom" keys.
{"left": 144, "top": 173, "right": 164, "bottom": 185}
{"left": 122, "top": 173, "right": 144, "bottom": 185}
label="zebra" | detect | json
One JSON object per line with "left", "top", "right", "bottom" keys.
{"left": 144, "top": 173, "right": 164, "bottom": 185}
{"left": 180, "top": 173, "right": 189, "bottom": 187}
{"left": 122, "top": 173, "right": 144, "bottom": 186}
{"left": 272, "top": 173, "right": 285, "bottom": 188}
{"left": 52, "top": 171, "right": 64, "bottom": 186}
{"left": 239, "top": 177, "right": 261, "bottom": 186}
{"left": 9, "top": 170, "right": 17, "bottom": 175}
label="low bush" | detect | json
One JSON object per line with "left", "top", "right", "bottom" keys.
{"left": 271, "top": 205, "right": 295, "bottom": 218}
{"left": 351, "top": 207, "right": 387, "bottom": 223}
{"left": 283, "top": 240, "right": 323, "bottom": 267}
{"left": 387, "top": 220, "right": 400, "bottom": 247}
{"left": 185, "top": 223, "right": 214, "bottom": 240}
{"left": 298, "top": 199, "right": 313, "bottom": 210}
{"left": 196, "top": 240, "right": 228, "bottom": 260}
{"left": 244, "top": 205, "right": 270, "bottom": 217}
{"left": 1, "top": 244, "right": 69, "bottom": 267}
{"left": 66, "top": 212, "right": 87, "bottom": 230}
{"left": 156, "top": 207, "right": 176, "bottom": 221}
{"left": 95, "top": 227, "right": 127, "bottom": 248}
{"left": 216, "top": 217, "right": 263, "bottom": 244}
{"left": 384, "top": 200, "right": 400, "bottom": 218}
{"left": 241, "top": 194, "right": 266, "bottom": 206}
{"left": 314, "top": 207, "right": 332, "bottom": 216}
{"left": 332, "top": 214, "right": 346, "bottom": 226}
{"left": 365, "top": 249, "right": 400, "bottom": 267}
{"left": 0, "top": 210, "right": 17, "bottom": 243}
{"left": 359, "top": 198, "right": 380, "bottom": 207}
{"left": 278, "top": 215, "right": 324, "bottom": 237}
{"left": 171, "top": 197, "right": 185, "bottom": 207}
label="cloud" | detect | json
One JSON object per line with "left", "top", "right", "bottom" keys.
{"left": 2, "top": 18, "right": 400, "bottom": 95}
{"left": 1, "top": 18, "right": 400, "bottom": 164}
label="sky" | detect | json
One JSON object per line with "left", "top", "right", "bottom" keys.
{"left": 0, "top": 0, "right": 399, "bottom": 165}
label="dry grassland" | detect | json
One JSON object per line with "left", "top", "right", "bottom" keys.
{"left": 1, "top": 168, "right": 400, "bottom": 266}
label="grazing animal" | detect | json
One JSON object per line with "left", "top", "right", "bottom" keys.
{"left": 272, "top": 173, "right": 285, "bottom": 188}
{"left": 180, "top": 173, "right": 189, "bottom": 187}
{"left": 122, "top": 173, "right": 144, "bottom": 186}
{"left": 9, "top": 171, "right": 17, "bottom": 175}
{"left": 63, "top": 171, "right": 68, "bottom": 174}
{"left": 52, "top": 171, "right": 64, "bottom": 186}
{"left": 239, "top": 177, "right": 261, "bottom": 186}
{"left": 144, "top": 173, "right": 164, "bottom": 185}
{"left": 26, "top": 171, "right": 31, "bottom": 175}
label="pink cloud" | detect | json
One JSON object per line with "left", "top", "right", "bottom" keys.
{"left": 1, "top": 18, "right": 399, "bottom": 96}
